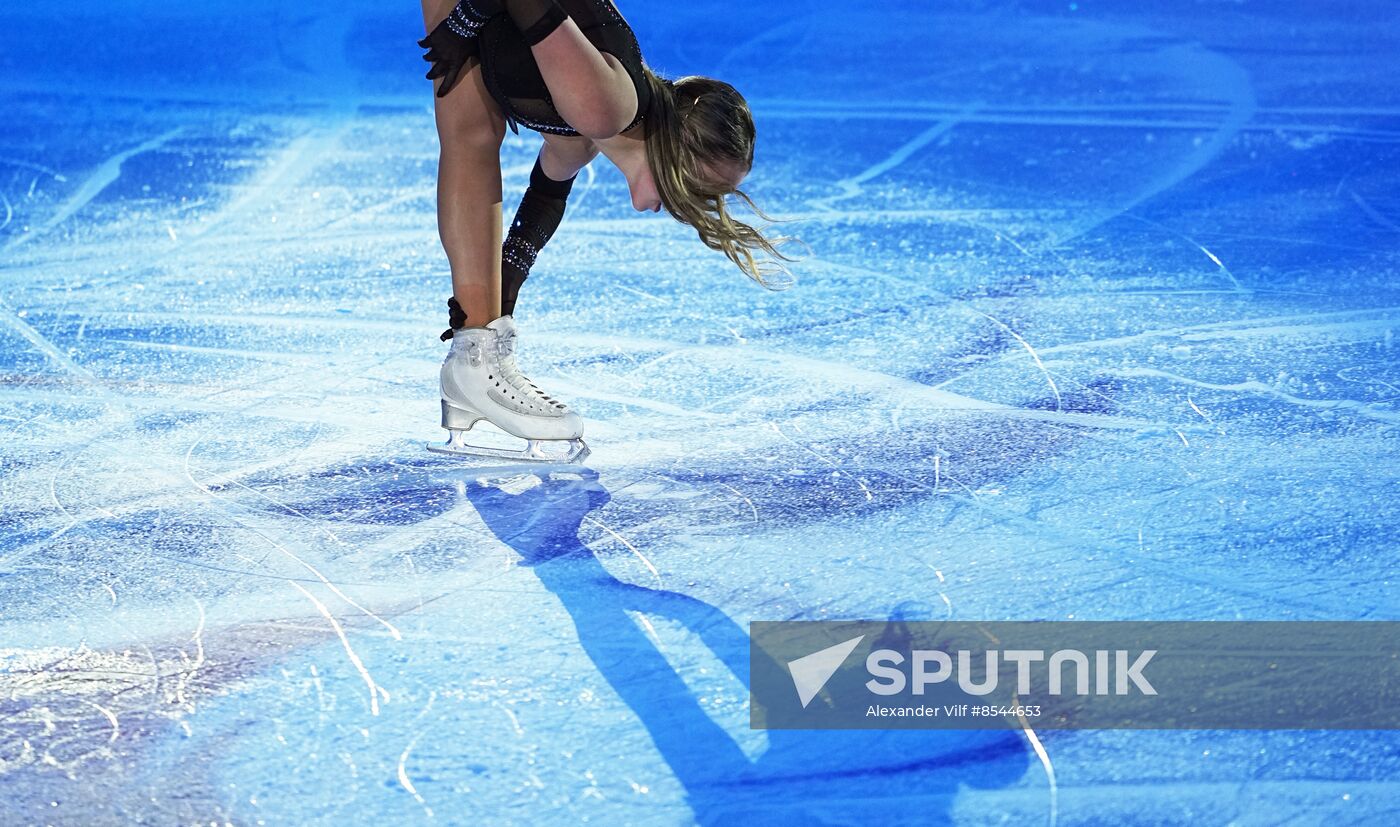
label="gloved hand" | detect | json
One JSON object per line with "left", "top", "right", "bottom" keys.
{"left": 440, "top": 296, "right": 469, "bottom": 341}
{"left": 418, "top": 6, "right": 487, "bottom": 99}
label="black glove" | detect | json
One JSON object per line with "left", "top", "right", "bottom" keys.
{"left": 440, "top": 296, "right": 469, "bottom": 341}
{"left": 418, "top": 2, "right": 495, "bottom": 98}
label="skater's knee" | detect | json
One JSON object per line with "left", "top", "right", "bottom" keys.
{"left": 437, "top": 107, "right": 506, "bottom": 154}
{"left": 433, "top": 72, "right": 506, "bottom": 153}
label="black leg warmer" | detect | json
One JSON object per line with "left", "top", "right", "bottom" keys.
{"left": 501, "top": 155, "right": 577, "bottom": 316}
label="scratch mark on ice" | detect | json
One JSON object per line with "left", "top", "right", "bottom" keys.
{"left": 716, "top": 482, "right": 759, "bottom": 522}
{"left": 969, "top": 308, "right": 1063, "bottom": 411}
{"left": 814, "top": 109, "right": 975, "bottom": 212}
{"left": 174, "top": 599, "right": 207, "bottom": 707}
{"left": 584, "top": 517, "right": 661, "bottom": 587}
{"left": 1124, "top": 214, "right": 1247, "bottom": 293}
{"left": 81, "top": 700, "right": 121, "bottom": 744}
{"left": 1018, "top": 714, "right": 1058, "bottom": 827}
{"left": 6, "top": 128, "right": 182, "bottom": 251}
{"left": 183, "top": 437, "right": 403, "bottom": 641}
{"left": 1347, "top": 186, "right": 1400, "bottom": 234}
{"left": 397, "top": 733, "right": 435, "bottom": 818}
{"left": 615, "top": 283, "right": 671, "bottom": 305}
{"left": 498, "top": 702, "right": 524, "bottom": 736}
{"left": 286, "top": 577, "right": 384, "bottom": 717}
{"left": 1111, "top": 367, "right": 1400, "bottom": 424}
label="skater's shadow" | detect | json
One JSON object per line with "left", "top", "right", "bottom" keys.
{"left": 464, "top": 467, "right": 1030, "bottom": 825}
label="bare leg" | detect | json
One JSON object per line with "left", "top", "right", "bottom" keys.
{"left": 423, "top": 0, "right": 506, "bottom": 326}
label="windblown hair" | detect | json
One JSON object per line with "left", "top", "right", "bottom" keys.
{"left": 643, "top": 71, "right": 795, "bottom": 286}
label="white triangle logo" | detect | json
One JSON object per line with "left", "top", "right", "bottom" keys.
{"left": 787, "top": 635, "right": 865, "bottom": 708}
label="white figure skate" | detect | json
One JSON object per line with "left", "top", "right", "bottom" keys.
{"left": 427, "top": 316, "right": 589, "bottom": 463}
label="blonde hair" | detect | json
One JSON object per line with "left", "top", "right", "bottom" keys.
{"left": 643, "top": 71, "right": 795, "bottom": 286}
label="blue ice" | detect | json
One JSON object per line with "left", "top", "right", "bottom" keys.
{"left": 2, "top": 0, "right": 1399, "bottom": 823}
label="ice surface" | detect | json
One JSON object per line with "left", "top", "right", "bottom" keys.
{"left": 2, "top": 1, "right": 1399, "bottom": 824}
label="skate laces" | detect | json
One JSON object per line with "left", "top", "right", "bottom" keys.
{"left": 494, "top": 325, "right": 517, "bottom": 359}
{"left": 450, "top": 333, "right": 482, "bottom": 363}
{"left": 494, "top": 328, "right": 566, "bottom": 412}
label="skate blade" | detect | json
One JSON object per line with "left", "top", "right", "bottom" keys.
{"left": 426, "top": 434, "right": 590, "bottom": 464}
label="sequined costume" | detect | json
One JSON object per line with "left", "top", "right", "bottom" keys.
{"left": 475, "top": 0, "right": 653, "bottom": 136}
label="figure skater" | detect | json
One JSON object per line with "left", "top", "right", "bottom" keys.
{"left": 418, "top": 0, "right": 788, "bottom": 462}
